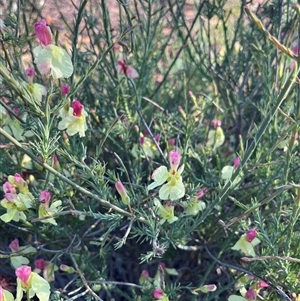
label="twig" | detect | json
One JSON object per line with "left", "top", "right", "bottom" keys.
{"left": 70, "top": 254, "right": 103, "bottom": 301}
{"left": 244, "top": 6, "right": 298, "bottom": 60}
{"left": 66, "top": 289, "right": 89, "bottom": 301}
{"left": 176, "top": 244, "right": 203, "bottom": 251}
{"left": 136, "top": 107, "right": 168, "bottom": 165}
{"left": 241, "top": 255, "right": 300, "bottom": 263}
{"left": 90, "top": 280, "right": 142, "bottom": 288}
{"left": 142, "top": 96, "right": 165, "bottom": 112}
{"left": 204, "top": 244, "right": 292, "bottom": 301}
{"left": 120, "top": 219, "right": 133, "bottom": 245}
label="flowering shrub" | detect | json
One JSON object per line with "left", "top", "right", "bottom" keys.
{"left": 0, "top": 1, "right": 299, "bottom": 301}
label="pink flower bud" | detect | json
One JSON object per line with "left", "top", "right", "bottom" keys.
{"left": 13, "top": 108, "right": 20, "bottom": 115}
{"left": 257, "top": 280, "right": 269, "bottom": 288}
{"left": 52, "top": 154, "right": 60, "bottom": 171}
{"left": 61, "top": 85, "right": 70, "bottom": 95}
{"left": 34, "top": 19, "right": 52, "bottom": 46}
{"left": 8, "top": 173, "right": 28, "bottom": 194}
{"left": 140, "top": 270, "right": 150, "bottom": 279}
{"left": 15, "top": 266, "right": 32, "bottom": 285}
{"left": 9, "top": 238, "right": 19, "bottom": 252}
{"left": 245, "top": 289, "right": 257, "bottom": 300}
{"left": 169, "top": 150, "right": 181, "bottom": 170}
{"left": 158, "top": 262, "right": 166, "bottom": 270}
{"left": 168, "top": 138, "right": 175, "bottom": 147}
{"left": 195, "top": 188, "right": 208, "bottom": 199}
{"left": 246, "top": 228, "right": 257, "bottom": 242}
{"left": 205, "top": 284, "right": 217, "bottom": 291}
{"left": 188, "top": 90, "right": 195, "bottom": 97}
{"left": 199, "top": 284, "right": 217, "bottom": 293}
{"left": 3, "top": 182, "right": 16, "bottom": 194}
{"left": 25, "top": 68, "right": 35, "bottom": 78}
{"left": 139, "top": 136, "right": 145, "bottom": 145}
{"left": 115, "top": 181, "right": 127, "bottom": 198}
{"left": 60, "top": 264, "right": 75, "bottom": 273}
{"left": 4, "top": 193, "right": 17, "bottom": 202}
{"left": 115, "top": 181, "right": 130, "bottom": 205}
{"left": 35, "top": 258, "right": 47, "bottom": 270}
{"left": 72, "top": 100, "right": 83, "bottom": 117}
{"left": 212, "top": 119, "right": 222, "bottom": 128}
{"left": 153, "top": 288, "right": 164, "bottom": 299}
{"left": 40, "top": 190, "right": 51, "bottom": 204}
{"left": 13, "top": 173, "right": 25, "bottom": 185}
{"left": 154, "top": 134, "right": 161, "bottom": 142}
{"left": 233, "top": 157, "right": 241, "bottom": 168}
{"left": 143, "top": 129, "right": 150, "bottom": 136}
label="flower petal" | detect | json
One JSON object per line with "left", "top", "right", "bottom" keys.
{"left": 159, "top": 180, "right": 185, "bottom": 200}
{"left": 147, "top": 166, "right": 169, "bottom": 191}
{"left": 126, "top": 66, "right": 139, "bottom": 79}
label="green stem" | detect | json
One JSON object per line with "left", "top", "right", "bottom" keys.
{"left": 284, "top": 188, "right": 300, "bottom": 255}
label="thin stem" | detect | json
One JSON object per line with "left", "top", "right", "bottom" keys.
{"left": 70, "top": 254, "right": 103, "bottom": 301}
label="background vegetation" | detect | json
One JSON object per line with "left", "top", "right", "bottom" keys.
{"left": 0, "top": 0, "right": 299, "bottom": 300}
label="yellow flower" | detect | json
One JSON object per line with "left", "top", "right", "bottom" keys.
{"left": 0, "top": 193, "right": 33, "bottom": 222}
{"left": 58, "top": 100, "right": 88, "bottom": 137}
{"left": 38, "top": 190, "right": 61, "bottom": 225}
{"left": 207, "top": 126, "right": 225, "bottom": 151}
{"left": 184, "top": 199, "right": 206, "bottom": 216}
{"left": 231, "top": 229, "right": 261, "bottom": 257}
{"left": 154, "top": 198, "right": 178, "bottom": 224}
{"left": 148, "top": 150, "right": 185, "bottom": 200}
{"left": 15, "top": 266, "right": 50, "bottom": 301}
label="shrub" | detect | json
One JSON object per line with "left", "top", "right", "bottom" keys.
{"left": 0, "top": 1, "right": 299, "bottom": 300}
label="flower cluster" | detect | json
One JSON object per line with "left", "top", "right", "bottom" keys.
{"left": 139, "top": 263, "right": 179, "bottom": 301}
{"left": 228, "top": 275, "right": 269, "bottom": 301}
{"left": 0, "top": 173, "right": 33, "bottom": 222}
